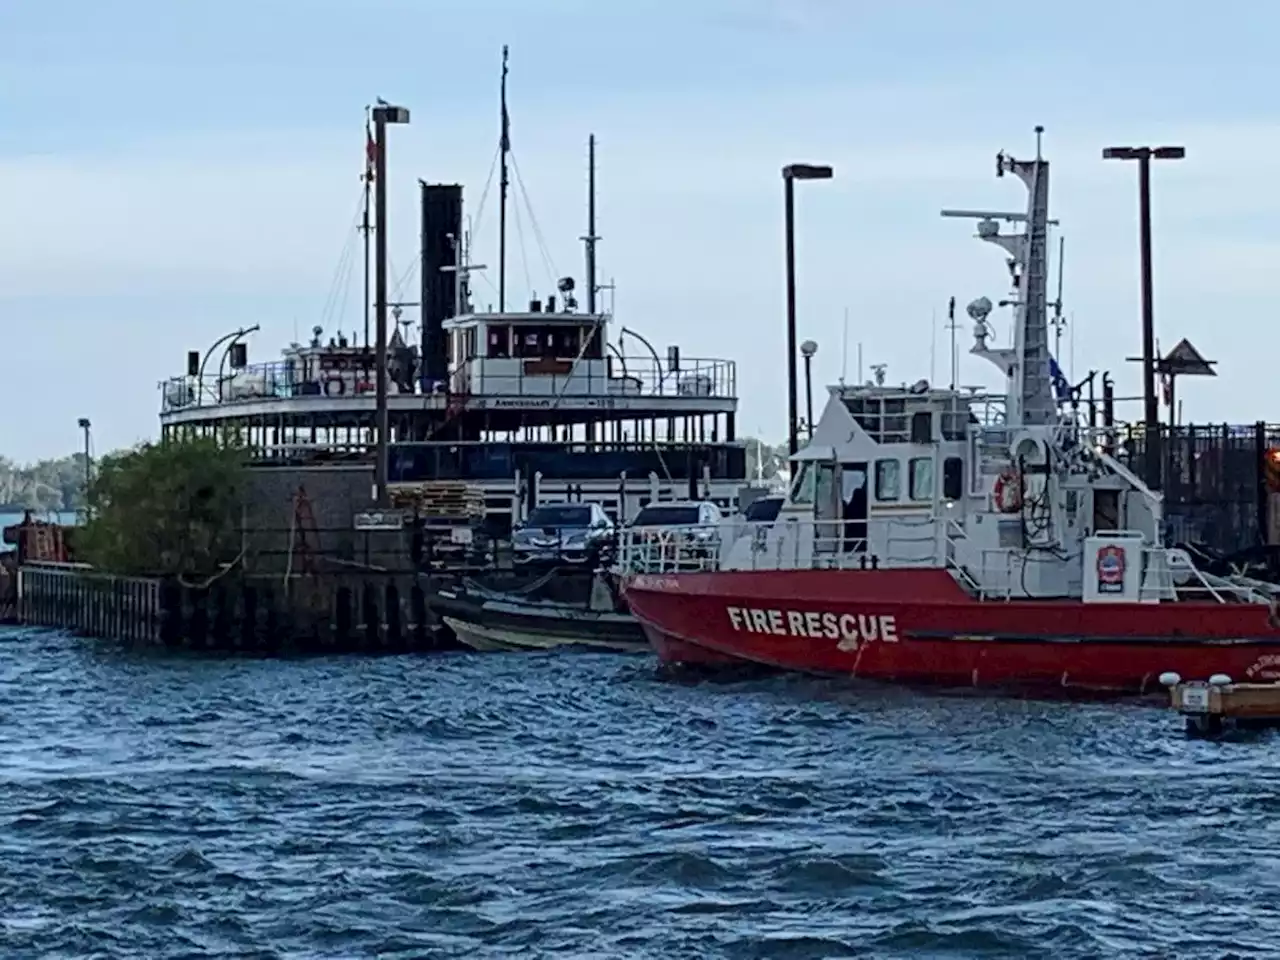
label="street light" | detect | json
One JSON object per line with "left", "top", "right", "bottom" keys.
{"left": 1102, "top": 144, "right": 1185, "bottom": 491}
{"left": 77, "top": 418, "right": 91, "bottom": 516}
{"left": 800, "top": 339, "right": 818, "bottom": 440}
{"left": 371, "top": 100, "right": 411, "bottom": 506}
{"left": 783, "top": 163, "right": 833, "bottom": 456}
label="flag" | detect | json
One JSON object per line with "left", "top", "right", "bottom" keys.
{"left": 365, "top": 122, "right": 378, "bottom": 181}
{"left": 500, "top": 103, "right": 510, "bottom": 153}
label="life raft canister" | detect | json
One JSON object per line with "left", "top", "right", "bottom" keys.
{"left": 992, "top": 470, "right": 1024, "bottom": 513}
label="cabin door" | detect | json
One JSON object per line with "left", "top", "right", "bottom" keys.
{"left": 841, "top": 462, "right": 869, "bottom": 554}
{"left": 813, "top": 460, "right": 843, "bottom": 556}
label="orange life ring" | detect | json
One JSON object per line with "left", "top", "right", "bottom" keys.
{"left": 992, "top": 471, "right": 1023, "bottom": 513}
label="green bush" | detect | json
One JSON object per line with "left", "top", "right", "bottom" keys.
{"left": 77, "top": 437, "right": 246, "bottom": 577}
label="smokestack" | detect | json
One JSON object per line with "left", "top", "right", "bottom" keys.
{"left": 419, "top": 182, "right": 463, "bottom": 389}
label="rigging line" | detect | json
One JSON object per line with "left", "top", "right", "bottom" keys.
{"left": 511, "top": 189, "right": 533, "bottom": 297}
{"left": 509, "top": 153, "right": 558, "bottom": 283}
{"left": 319, "top": 189, "right": 366, "bottom": 328}
{"left": 469, "top": 142, "right": 502, "bottom": 249}
{"left": 320, "top": 231, "right": 357, "bottom": 331}
{"left": 334, "top": 237, "right": 357, "bottom": 333}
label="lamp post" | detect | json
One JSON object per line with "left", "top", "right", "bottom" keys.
{"left": 1102, "top": 144, "right": 1184, "bottom": 491}
{"left": 800, "top": 339, "right": 818, "bottom": 440}
{"left": 371, "top": 100, "right": 411, "bottom": 506}
{"left": 783, "top": 163, "right": 833, "bottom": 455}
{"left": 77, "top": 418, "right": 91, "bottom": 516}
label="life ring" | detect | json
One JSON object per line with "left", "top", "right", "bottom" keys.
{"left": 323, "top": 376, "right": 346, "bottom": 397}
{"left": 992, "top": 471, "right": 1023, "bottom": 513}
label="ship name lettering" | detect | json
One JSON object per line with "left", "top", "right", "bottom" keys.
{"left": 725, "top": 606, "right": 897, "bottom": 645}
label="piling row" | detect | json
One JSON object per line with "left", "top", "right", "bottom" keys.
{"left": 15, "top": 563, "right": 458, "bottom": 654}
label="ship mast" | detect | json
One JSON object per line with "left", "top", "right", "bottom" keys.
{"left": 583, "top": 134, "right": 600, "bottom": 314}
{"left": 498, "top": 45, "right": 510, "bottom": 313}
{"left": 940, "top": 126, "right": 1058, "bottom": 428}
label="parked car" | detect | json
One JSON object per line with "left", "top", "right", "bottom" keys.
{"left": 512, "top": 502, "right": 615, "bottom": 567}
{"left": 626, "top": 500, "right": 724, "bottom": 569}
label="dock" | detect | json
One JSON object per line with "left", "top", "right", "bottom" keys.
{"left": 1162, "top": 671, "right": 1280, "bottom": 736}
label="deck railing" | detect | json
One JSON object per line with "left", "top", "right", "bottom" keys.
{"left": 160, "top": 354, "right": 737, "bottom": 413}
{"left": 619, "top": 518, "right": 1271, "bottom": 606}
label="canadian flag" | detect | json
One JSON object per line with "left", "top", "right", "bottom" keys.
{"left": 1161, "top": 375, "right": 1172, "bottom": 406}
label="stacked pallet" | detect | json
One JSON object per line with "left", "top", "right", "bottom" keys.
{"left": 389, "top": 481, "right": 486, "bottom": 519}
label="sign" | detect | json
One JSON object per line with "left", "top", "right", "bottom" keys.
{"left": 1179, "top": 685, "right": 1210, "bottom": 712}
{"left": 1158, "top": 338, "right": 1217, "bottom": 378}
{"left": 354, "top": 509, "right": 407, "bottom": 531}
{"left": 1095, "top": 545, "right": 1126, "bottom": 594}
{"left": 726, "top": 605, "right": 898, "bottom": 652}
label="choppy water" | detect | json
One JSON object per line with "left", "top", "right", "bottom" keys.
{"left": 1, "top": 626, "right": 1277, "bottom": 959}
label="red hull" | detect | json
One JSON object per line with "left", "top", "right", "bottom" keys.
{"left": 623, "top": 569, "right": 1280, "bottom": 693}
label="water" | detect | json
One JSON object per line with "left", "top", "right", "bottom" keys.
{"left": 1, "top": 626, "right": 1277, "bottom": 959}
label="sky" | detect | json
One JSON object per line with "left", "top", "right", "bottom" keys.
{"left": 3, "top": 0, "right": 1278, "bottom": 462}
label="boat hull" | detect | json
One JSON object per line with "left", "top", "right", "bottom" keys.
{"left": 623, "top": 569, "right": 1280, "bottom": 693}
{"left": 430, "top": 590, "right": 648, "bottom": 654}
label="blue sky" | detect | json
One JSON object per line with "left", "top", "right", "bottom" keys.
{"left": 3, "top": 0, "right": 1277, "bottom": 461}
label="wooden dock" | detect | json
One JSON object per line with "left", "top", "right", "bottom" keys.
{"left": 1163, "top": 671, "right": 1280, "bottom": 736}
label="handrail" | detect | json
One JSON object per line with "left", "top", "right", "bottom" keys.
{"left": 160, "top": 354, "right": 738, "bottom": 412}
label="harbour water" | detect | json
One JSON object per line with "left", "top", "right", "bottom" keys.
{"left": 1, "top": 625, "right": 1276, "bottom": 958}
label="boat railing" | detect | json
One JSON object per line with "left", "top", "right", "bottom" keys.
{"left": 161, "top": 354, "right": 738, "bottom": 412}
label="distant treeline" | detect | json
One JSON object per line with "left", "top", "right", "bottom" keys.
{"left": 1, "top": 436, "right": 788, "bottom": 514}
{"left": 0, "top": 454, "right": 92, "bottom": 512}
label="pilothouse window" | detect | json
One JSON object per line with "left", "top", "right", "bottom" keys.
{"left": 874, "top": 459, "right": 901, "bottom": 501}
{"left": 790, "top": 463, "right": 816, "bottom": 504}
{"left": 908, "top": 457, "right": 934, "bottom": 501}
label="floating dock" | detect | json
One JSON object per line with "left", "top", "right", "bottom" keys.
{"left": 1162, "top": 671, "right": 1280, "bottom": 736}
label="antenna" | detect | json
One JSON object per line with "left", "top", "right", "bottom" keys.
{"left": 498, "top": 45, "right": 511, "bottom": 313}
{"left": 1050, "top": 234, "right": 1066, "bottom": 360}
{"left": 946, "top": 295, "right": 959, "bottom": 389}
{"left": 582, "top": 134, "right": 600, "bottom": 314}
{"left": 929, "top": 306, "right": 937, "bottom": 384}
{"left": 857, "top": 342, "right": 864, "bottom": 384}
{"left": 840, "top": 307, "right": 849, "bottom": 385}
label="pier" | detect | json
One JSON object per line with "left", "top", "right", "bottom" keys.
{"left": 13, "top": 561, "right": 461, "bottom": 654}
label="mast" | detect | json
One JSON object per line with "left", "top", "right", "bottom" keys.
{"left": 498, "top": 45, "right": 510, "bottom": 313}
{"left": 584, "top": 134, "right": 599, "bottom": 314}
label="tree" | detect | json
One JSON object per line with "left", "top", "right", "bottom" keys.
{"left": 76, "top": 437, "right": 247, "bottom": 577}
{"left": 0, "top": 454, "right": 90, "bottom": 511}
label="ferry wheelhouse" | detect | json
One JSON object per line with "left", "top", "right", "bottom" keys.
{"left": 159, "top": 162, "right": 745, "bottom": 536}
{"left": 622, "top": 133, "right": 1280, "bottom": 692}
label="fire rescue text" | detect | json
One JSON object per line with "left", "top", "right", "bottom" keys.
{"left": 725, "top": 606, "right": 898, "bottom": 648}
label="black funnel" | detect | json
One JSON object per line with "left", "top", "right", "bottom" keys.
{"left": 420, "top": 182, "right": 463, "bottom": 390}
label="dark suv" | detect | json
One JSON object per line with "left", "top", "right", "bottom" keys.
{"left": 512, "top": 502, "right": 615, "bottom": 567}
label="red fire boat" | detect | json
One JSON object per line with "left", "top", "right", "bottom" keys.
{"left": 620, "top": 132, "right": 1279, "bottom": 694}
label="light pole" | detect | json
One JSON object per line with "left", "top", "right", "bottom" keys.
{"left": 1102, "top": 144, "right": 1184, "bottom": 491}
{"left": 783, "top": 163, "right": 833, "bottom": 455}
{"left": 800, "top": 339, "right": 818, "bottom": 440}
{"left": 371, "top": 100, "right": 411, "bottom": 505}
{"left": 77, "top": 418, "right": 91, "bottom": 515}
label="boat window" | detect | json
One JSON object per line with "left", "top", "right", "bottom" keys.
{"left": 790, "top": 463, "right": 816, "bottom": 504}
{"left": 486, "top": 325, "right": 510, "bottom": 358}
{"left": 908, "top": 457, "right": 934, "bottom": 501}
{"left": 874, "top": 459, "right": 901, "bottom": 501}
{"left": 943, "top": 456, "right": 963, "bottom": 501}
